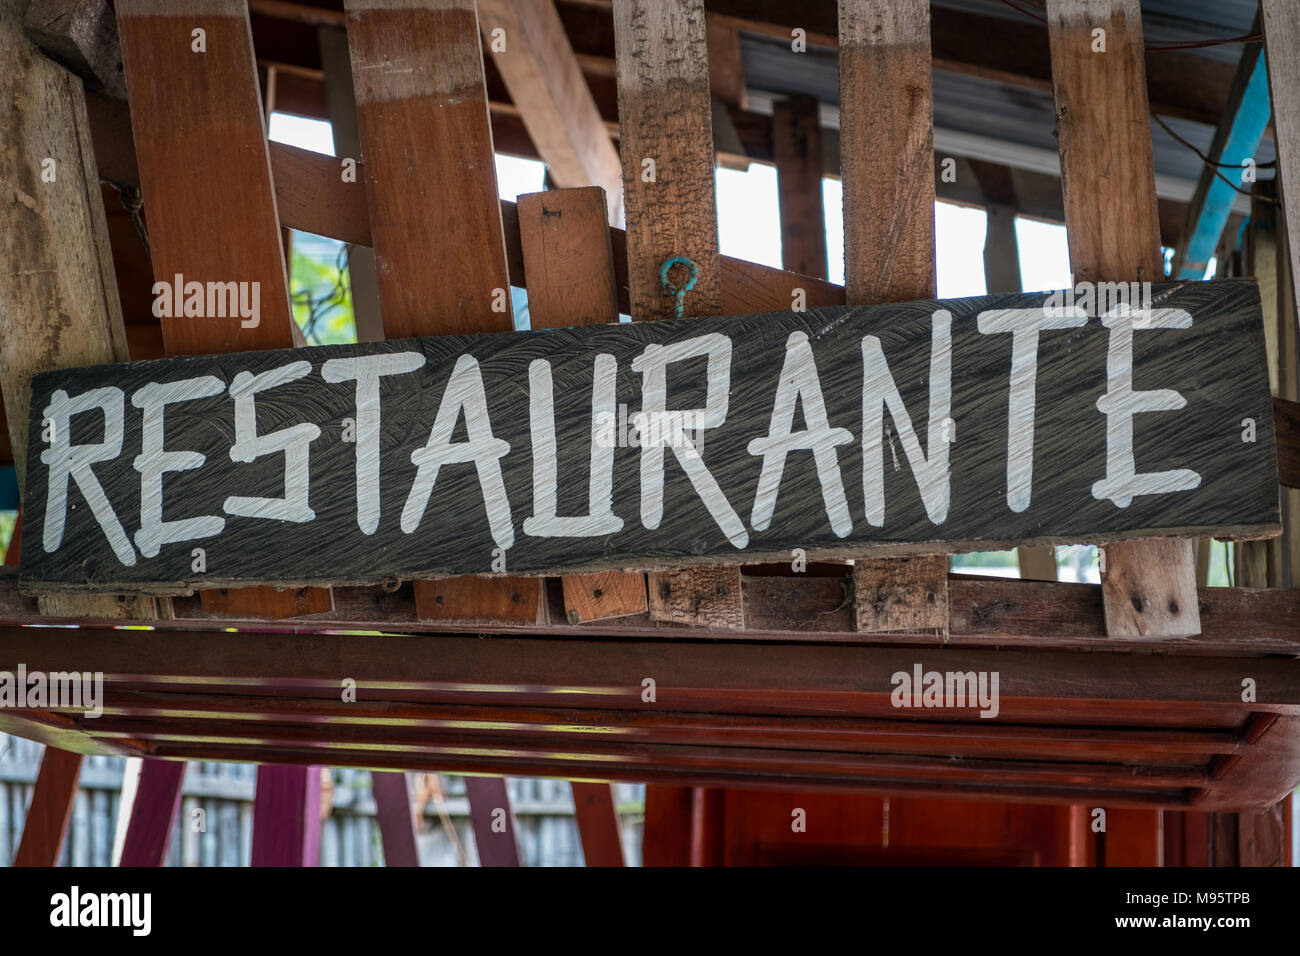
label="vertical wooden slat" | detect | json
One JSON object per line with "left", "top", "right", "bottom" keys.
{"left": 13, "top": 748, "right": 82, "bottom": 866}
{"left": 1101, "top": 808, "right": 1163, "bottom": 866}
{"left": 463, "top": 775, "right": 521, "bottom": 867}
{"left": 1262, "top": 0, "right": 1300, "bottom": 350}
{"left": 613, "top": 0, "right": 742, "bottom": 630}
{"left": 119, "top": 759, "right": 185, "bottom": 867}
{"left": 116, "top": 0, "right": 331, "bottom": 621}
{"left": 318, "top": 24, "right": 385, "bottom": 344}
{"left": 838, "top": 0, "right": 948, "bottom": 636}
{"left": 1046, "top": 0, "right": 1199, "bottom": 638}
{"left": 641, "top": 784, "right": 694, "bottom": 867}
{"left": 519, "top": 187, "right": 648, "bottom": 624}
{"left": 0, "top": 1, "right": 157, "bottom": 620}
{"left": 571, "top": 781, "right": 625, "bottom": 867}
{"left": 343, "top": 0, "right": 543, "bottom": 625}
{"left": 773, "top": 95, "right": 827, "bottom": 279}
{"left": 370, "top": 771, "right": 421, "bottom": 867}
{"left": 251, "top": 763, "right": 322, "bottom": 866}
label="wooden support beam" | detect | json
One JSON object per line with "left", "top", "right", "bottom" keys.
{"left": 13, "top": 747, "right": 82, "bottom": 866}
{"left": 0, "top": 0, "right": 160, "bottom": 621}
{"left": 251, "top": 763, "right": 322, "bottom": 866}
{"left": 571, "top": 781, "right": 625, "bottom": 866}
{"left": 838, "top": 0, "right": 948, "bottom": 635}
{"left": 477, "top": 0, "right": 623, "bottom": 225}
{"left": 463, "top": 775, "right": 521, "bottom": 866}
{"left": 613, "top": 0, "right": 741, "bottom": 630}
{"left": 1046, "top": 0, "right": 1200, "bottom": 639}
{"left": 116, "top": 0, "right": 330, "bottom": 621}
{"left": 317, "top": 24, "right": 384, "bottom": 344}
{"left": 704, "top": 14, "right": 746, "bottom": 110}
{"left": 642, "top": 785, "right": 694, "bottom": 866}
{"left": 519, "top": 187, "right": 648, "bottom": 624}
{"left": 24, "top": 0, "right": 126, "bottom": 98}
{"left": 772, "top": 96, "right": 827, "bottom": 279}
{"left": 1262, "top": 0, "right": 1300, "bottom": 352}
{"left": 370, "top": 771, "right": 421, "bottom": 867}
{"left": 342, "top": 0, "right": 541, "bottom": 626}
{"left": 118, "top": 758, "right": 185, "bottom": 866}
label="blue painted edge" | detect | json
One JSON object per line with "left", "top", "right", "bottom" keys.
{"left": 1177, "top": 53, "right": 1272, "bottom": 280}
{"left": 0, "top": 465, "right": 16, "bottom": 511}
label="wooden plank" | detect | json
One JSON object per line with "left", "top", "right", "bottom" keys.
{"left": 0, "top": 1, "right": 161, "bottom": 622}
{"left": 838, "top": 0, "right": 948, "bottom": 637}
{"left": 317, "top": 25, "right": 383, "bottom": 344}
{"left": 704, "top": 14, "right": 746, "bottom": 110}
{"left": 476, "top": 0, "right": 623, "bottom": 224}
{"left": 118, "top": 758, "right": 185, "bottom": 866}
{"left": 519, "top": 187, "right": 647, "bottom": 624}
{"left": 1047, "top": 0, "right": 1200, "bottom": 639}
{"left": 343, "top": 0, "right": 540, "bottom": 626}
{"left": 12, "top": 747, "right": 82, "bottom": 866}
{"left": 463, "top": 775, "right": 521, "bottom": 866}
{"left": 116, "top": 0, "right": 329, "bottom": 622}
{"left": 852, "top": 555, "right": 948, "bottom": 633}
{"left": 772, "top": 96, "right": 827, "bottom": 279}
{"left": 17, "top": 281, "right": 1280, "bottom": 593}
{"left": 251, "top": 763, "right": 322, "bottom": 866}
{"left": 570, "top": 781, "right": 624, "bottom": 866}
{"left": 642, "top": 785, "right": 694, "bottom": 866}
{"left": 1262, "top": 0, "right": 1300, "bottom": 353}
{"left": 370, "top": 770, "right": 421, "bottom": 867}
{"left": 614, "top": 0, "right": 740, "bottom": 630}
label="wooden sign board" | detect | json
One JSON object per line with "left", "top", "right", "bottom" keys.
{"left": 20, "top": 279, "right": 1280, "bottom": 594}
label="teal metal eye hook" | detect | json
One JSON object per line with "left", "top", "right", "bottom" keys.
{"left": 659, "top": 256, "right": 699, "bottom": 320}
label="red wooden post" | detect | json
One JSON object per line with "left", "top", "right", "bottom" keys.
{"left": 119, "top": 759, "right": 186, "bottom": 867}
{"left": 464, "top": 776, "right": 521, "bottom": 867}
{"left": 251, "top": 764, "right": 322, "bottom": 866}
{"left": 13, "top": 747, "right": 83, "bottom": 866}
{"left": 571, "top": 782, "right": 624, "bottom": 867}
{"left": 371, "top": 771, "right": 421, "bottom": 867}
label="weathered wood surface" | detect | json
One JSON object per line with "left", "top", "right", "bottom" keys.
{"left": 1262, "top": 0, "right": 1300, "bottom": 350}
{"left": 1047, "top": 0, "right": 1201, "bottom": 638}
{"left": 19, "top": 281, "right": 1280, "bottom": 593}
{"left": 772, "top": 95, "right": 827, "bottom": 279}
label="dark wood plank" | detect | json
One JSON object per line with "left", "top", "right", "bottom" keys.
{"left": 119, "top": 758, "right": 185, "bottom": 867}
{"left": 463, "top": 775, "right": 521, "bottom": 867}
{"left": 772, "top": 95, "right": 827, "bottom": 279}
{"left": 251, "top": 763, "right": 321, "bottom": 866}
{"left": 1046, "top": 0, "right": 1200, "bottom": 639}
{"left": 12, "top": 747, "right": 82, "bottom": 866}
{"left": 370, "top": 770, "right": 421, "bottom": 867}
{"left": 1277, "top": 397, "right": 1300, "bottom": 489}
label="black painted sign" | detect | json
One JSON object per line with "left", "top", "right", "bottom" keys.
{"left": 20, "top": 279, "right": 1280, "bottom": 594}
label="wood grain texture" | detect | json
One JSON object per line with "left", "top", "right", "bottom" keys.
{"left": 18, "top": 281, "right": 1280, "bottom": 594}
{"left": 520, "top": 187, "right": 648, "bottom": 623}
{"left": 853, "top": 555, "right": 949, "bottom": 633}
{"left": 343, "top": 0, "right": 512, "bottom": 340}
{"left": 343, "top": 0, "right": 536, "bottom": 625}
{"left": 1100, "top": 537, "right": 1200, "bottom": 638}
{"left": 477, "top": 0, "right": 623, "bottom": 224}
{"left": 118, "top": 758, "right": 185, "bottom": 867}
{"left": 1262, "top": 0, "right": 1300, "bottom": 355}
{"left": 413, "top": 576, "right": 544, "bottom": 626}
{"left": 773, "top": 95, "right": 827, "bottom": 279}
{"left": 12, "top": 747, "right": 82, "bottom": 866}
{"left": 614, "top": 0, "right": 740, "bottom": 630}
{"left": 117, "top": 0, "right": 326, "bottom": 621}
{"left": 838, "top": 0, "right": 936, "bottom": 305}
{"left": 1047, "top": 0, "right": 1199, "bottom": 639}
{"left": 571, "top": 781, "right": 625, "bottom": 866}
{"left": 24, "top": 0, "right": 126, "bottom": 99}
{"left": 613, "top": 0, "right": 722, "bottom": 321}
